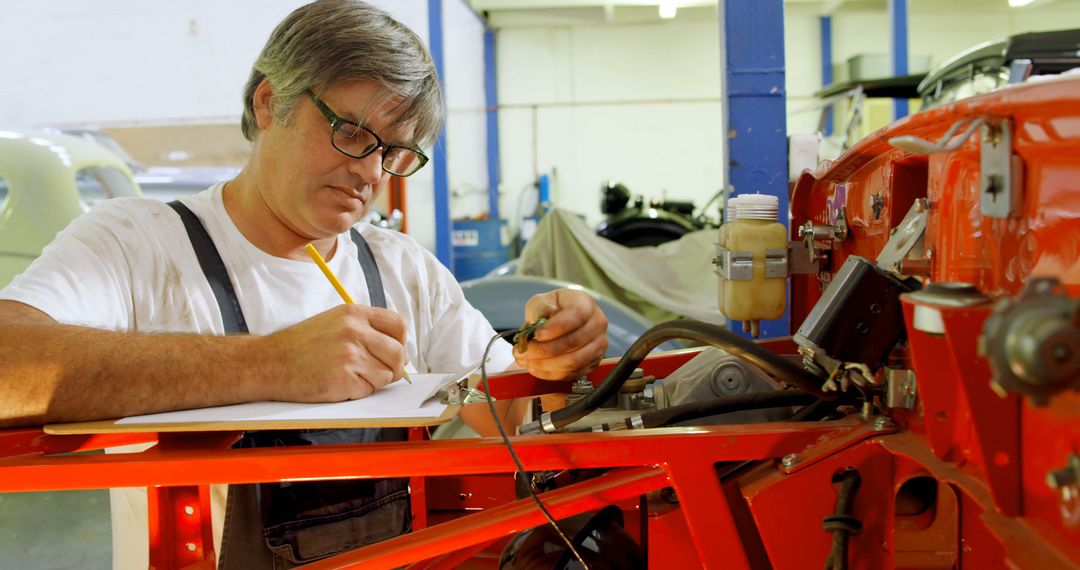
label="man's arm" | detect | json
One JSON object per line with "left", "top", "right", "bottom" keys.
{"left": 0, "top": 300, "right": 408, "bottom": 428}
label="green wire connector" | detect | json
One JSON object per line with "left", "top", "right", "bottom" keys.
{"left": 513, "top": 317, "right": 548, "bottom": 354}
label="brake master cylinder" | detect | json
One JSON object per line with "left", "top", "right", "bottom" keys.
{"left": 715, "top": 194, "right": 787, "bottom": 338}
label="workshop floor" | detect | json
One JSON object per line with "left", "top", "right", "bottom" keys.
{"left": 0, "top": 490, "right": 111, "bottom": 569}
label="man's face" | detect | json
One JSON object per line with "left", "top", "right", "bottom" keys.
{"left": 251, "top": 79, "right": 414, "bottom": 240}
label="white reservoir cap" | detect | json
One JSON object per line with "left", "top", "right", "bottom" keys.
{"left": 728, "top": 194, "right": 779, "bottom": 221}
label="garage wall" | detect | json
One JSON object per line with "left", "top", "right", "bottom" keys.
{"left": 491, "top": 6, "right": 725, "bottom": 231}
{"left": 0, "top": 0, "right": 494, "bottom": 254}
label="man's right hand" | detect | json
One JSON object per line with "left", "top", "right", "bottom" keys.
{"left": 258, "top": 304, "right": 408, "bottom": 402}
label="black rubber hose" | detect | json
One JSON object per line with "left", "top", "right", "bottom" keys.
{"left": 626, "top": 390, "right": 817, "bottom": 430}
{"left": 520, "top": 319, "right": 829, "bottom": 434}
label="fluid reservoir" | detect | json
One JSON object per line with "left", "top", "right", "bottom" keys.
{"left": 716, "top": 194, "right": 787, "bottom": 337}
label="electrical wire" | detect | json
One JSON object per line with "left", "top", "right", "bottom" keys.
{"left": 479, "top": 330, "right": 590, "bottom": 569}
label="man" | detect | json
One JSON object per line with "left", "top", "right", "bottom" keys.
{"left": 0, "top": 1, "right": 608, "bottom": 567}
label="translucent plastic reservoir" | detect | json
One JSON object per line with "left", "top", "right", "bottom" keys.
{"left": 717, "top": 194, "right": 787, "bottom": 335}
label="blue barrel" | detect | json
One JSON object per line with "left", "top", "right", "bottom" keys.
{"left": 452, "top": 218, "right": 510, "bottom": 281}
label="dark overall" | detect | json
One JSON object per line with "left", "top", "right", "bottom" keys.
{"left": 168, "top": 201, "right": 410, "bottom": 569}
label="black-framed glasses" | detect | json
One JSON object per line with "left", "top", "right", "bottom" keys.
{"left": 305, "top": 89, "right": 429, "bottom": 177}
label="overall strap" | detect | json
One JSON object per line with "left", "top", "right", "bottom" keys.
{"left": 167, "top": 200, "right": 249, "bottom": 334}
{"left": 349, "top": 228, "right": 386, "bottom": 309}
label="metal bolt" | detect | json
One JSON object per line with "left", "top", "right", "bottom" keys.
{"left": 186, "top": 543, "right": 197, "bottom": 552}
{"left": 1047, "top": 454, "right": 1080, "bottom": 489}
{"left": 183, "top": 505, "right": 194, "bottom": 516}
{"left": 873, "top": 417, "right": 896, "bottom": 432}
{"left": 781, "top": 453, "right": 799, "bottom": 469}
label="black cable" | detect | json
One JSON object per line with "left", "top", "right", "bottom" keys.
{"left": 625, "top": 390, "right": 816, "bottom": 430}
{"left": 479, "top": 330, "right": 590, "bottom": 569}
{"left": 522, "top": 319, "right": 830, "bottom": 434}
{"left": 823, "top": 469, "right": 862, "bottom": 570}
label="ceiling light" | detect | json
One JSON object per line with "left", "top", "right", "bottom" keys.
{"left": 659, "top": 0, "right": 677, "bottom": 18}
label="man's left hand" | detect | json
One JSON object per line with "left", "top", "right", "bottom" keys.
{"left": 514, "top": 289, "right": 608, "bottom": 380}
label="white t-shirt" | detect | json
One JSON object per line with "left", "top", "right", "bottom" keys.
{"left": 0, "top": 183, "right": 515, "bottom": 568}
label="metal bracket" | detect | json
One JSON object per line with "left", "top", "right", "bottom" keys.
{"left": 764, "top": 248, "right": 788, "bottom": 278}
{"left": 440, "top": 379, "right": 495, "bottom": 405}
{"left": 714, "top": 246, "right": 754, "bottom": 281}
{"left": 876, "top": 200, "right": 928, "bottom": 273}
{"left": 980, "top": 118, "right": 1022, "bottom": 219}
{"left": 884, "top": 368, "right": 917, "bottom": 410}
{"left": 715, "top": 246, "right": 789, "bottom": 280}
{"left": 787, "top": 241, "right": 821, "bottom": 275}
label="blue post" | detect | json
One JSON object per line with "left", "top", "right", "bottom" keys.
{"left": 484, "top": 28, "right": 501, "bottom": 218}
{"left": 890, "top": 0, "right": 909, "bottom": 119}
{"left": 720, "top": 0, "right": 790, "bottom": 338}
{"left": 428, "top": 0, "right": 452, "bottom": 270}
{"left": 537, "top": 173, "right": 550, "bottom": 215}
{"left": 820, "top": 15, "right": 833, "bottom": 136}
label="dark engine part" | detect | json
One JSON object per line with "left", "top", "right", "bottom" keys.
{"left": 596, "top": 181, "right": 712, "bottom": 248}
{"left": 520, "top": 319, "right": 829, "bottom": 435}
{"left": 795, "top": 256, "right": 920, "bottom": 379}
{"left": 981, "top": 277, "right": 1080, "bottom": 405}
{"left": 500, "top": 505, "right": 645, "bottom": 570}
{"left": 667, "top": 348, "right": 797, "bottom": 425}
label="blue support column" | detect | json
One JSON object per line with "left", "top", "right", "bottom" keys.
{"left": 720, "top": 0, "right": 790, "bottom": 338}
{"left": 428, "top": 0, "right": 453, "bottom": 270}
{"left": 890, "top": 0, "right": 909, "bottom": 119}
{"left": 484, "top": 28, "right": 501, "bottom": 218}
{"left": 820, "top": 15, "right": 833, "bottom": 136}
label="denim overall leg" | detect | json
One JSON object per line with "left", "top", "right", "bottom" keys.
{"left": 169, "top": 202, "right": 410, "bottom": 568}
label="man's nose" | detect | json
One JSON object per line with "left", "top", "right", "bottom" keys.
{"left": 347, "top": 150, "right": 384, "bottom": 185}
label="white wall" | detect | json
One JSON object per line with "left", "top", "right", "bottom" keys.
{"left": 443, "top": 0, "right": 491, "bottom": 220}
{"left": 491, "top": 6, "right": 725, "bottom": 229}
{"left": 0, "top": 0, "right": 458, "bottom": 251}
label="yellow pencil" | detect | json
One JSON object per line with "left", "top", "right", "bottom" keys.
{"left": 304, "top": 243, "right": 412, "bottom": 383}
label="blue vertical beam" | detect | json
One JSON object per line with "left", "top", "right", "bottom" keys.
{"left": 484, "top": 28, "right": 501, "bottom": 218}
{"left": 820, "top": 15, "right": 833, "bottom": 136}
{"left": 890, "top": 0, "right": 909, "bottom": 119}
{"left": 719, "top": 0, "right": 790, "bottom": 339}
{"left": 428, "top": 0, "right": 452, "bottom": 269}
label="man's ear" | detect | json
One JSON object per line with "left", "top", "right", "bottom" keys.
{"left": 252, "top": 79, "right": 275, "bottom": 130}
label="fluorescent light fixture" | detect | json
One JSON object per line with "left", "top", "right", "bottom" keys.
{"left": 659, "top": 0, "right": 677, "bottom": 18}
{"left": 1008, "top": 0, "right": 1037, "bottom": 6}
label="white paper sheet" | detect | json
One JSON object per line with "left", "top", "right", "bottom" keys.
{"left": 115, "top": 370, "right": 472, "bottom": 425}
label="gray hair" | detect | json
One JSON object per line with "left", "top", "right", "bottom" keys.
{"left": 240, "top": 0, "right": 444, "bottom": 147}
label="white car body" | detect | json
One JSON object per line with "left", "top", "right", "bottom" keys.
{"left": 0, "top": 129, "right": 140, "bottom": 288}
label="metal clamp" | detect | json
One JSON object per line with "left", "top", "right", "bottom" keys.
{"left": 714, "top": 246, "right": 788, "bottom": 280}
{"left": 440, "top": 379, "right": 495, "bottom": 405}
{"left": 714, "top": 246, "right": 754, "bottom": 280}
{"left": 798, "top": 208, "right": 848, "bottom": 264}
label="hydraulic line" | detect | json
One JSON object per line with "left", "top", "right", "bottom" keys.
{"left": 520, "top": 319, "right": 830, "bottom": 434}
{"left": 623, "top": 390, "right": 816, "bottom": 430}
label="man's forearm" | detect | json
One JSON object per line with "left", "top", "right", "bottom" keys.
{"left": 0, "top": 321, "right": 270, "bottom": 428}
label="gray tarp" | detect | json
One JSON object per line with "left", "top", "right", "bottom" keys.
{"left": 516, "top": 208, "right": 725, "bottom": 325}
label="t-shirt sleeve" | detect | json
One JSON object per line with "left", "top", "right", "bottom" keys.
{"left": 421, "top": 253, "right": 517, "bottom": 374}
{"left": 0, "top": 201, "right": 136, "bottom": 330}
